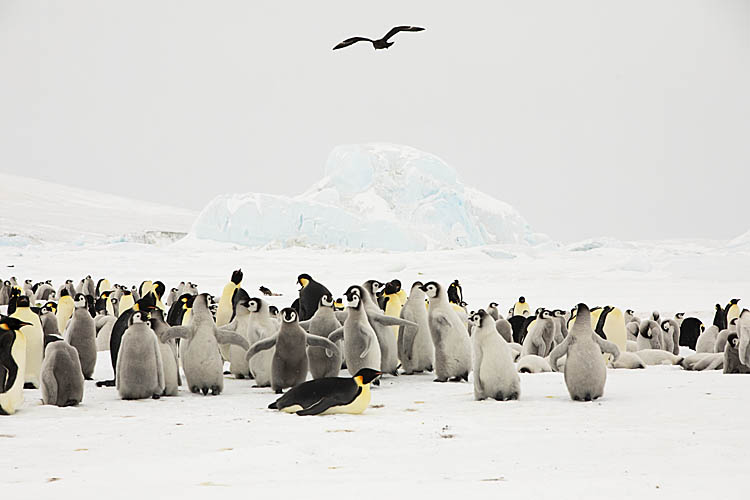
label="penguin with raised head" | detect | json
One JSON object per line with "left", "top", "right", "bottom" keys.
{"left": 380, "top": 279, "right": 407, "bottom": 334}
{"left": 10, "top": 295, "right": 44, "bottom": 388}
{"left": 470, "top": 310, "right": 520, "bottom": 401}
{"left": 712, "top": 304, "right": 727, "bottom": 331}
{"left": 216, "top": 269, "right": 243, "bottom": 328}
{"left": 549, "top": 303, "right": 620, "bottom": 401}
{"left": 327, "top": 286, "right": 382, "bottom": 379}
{"left": 219, "top": 288, "right": 252, "bottom": 379}
{"left": 304, "top": 294, "right": 343, "bottom": 379}
{"left": 660, "top": 319, "right": 680, "bottom": 355}
{"left": 245, "top": 297, "right": 278, "bottom": 387}
{"left": 116, "top": 311, "right": 165, "bottom": 400}
{"left": 398, "top": 282, "right": 434, "bottom": 374}
{"left": 96, "top": 278, "right": 111, "bottom": 298}
{"left": 244, "top": 308, "right": 339, "bottom": 393}
{"left": 40, "top": 341, "right": 84, "bottom": 407}
{"left": 423, "top": 282, "right": 471, "bottom": 382}
{"left": 118, "top": 290, "right": 135, "bottom": 316}
{"left": 149, "top": 309, "right": 181, "bottom": 396}
{"left": 64, "top": 293, "right": 97, "bottom": 379}
{"left": 268, "top": 368, "right": 382, "bottom": 415}
{"left": 297, "top": 274, "right": 332, "bottom": 321}
{"left": 162, "top": 294, "right": 249, "bottom": 395}
{"left": 0, "top": 316, "right": 33, "bottom": 415}
{"left": 593, "top": 306, "right": 627, "bottom": 353}
{"left": 447, "top": 280, "right": 463, "bottom": 307}
{"left": 724, "top": 332, "right": 750, "bottom": 374}
{"left": 512, "top": 296, "right": 531, "bottom": 317}
{"left": 725, "top": 299, "right": 741, "bottom": 325}
{"left": 166, "top": 294, "right": 193, "bottom": 326}
{"left": 487, "top": 303, "right": 500, "bottom": 321}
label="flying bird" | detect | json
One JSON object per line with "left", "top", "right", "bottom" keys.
{"left": 333, "top": 25, "right": 425, "bottom": 51}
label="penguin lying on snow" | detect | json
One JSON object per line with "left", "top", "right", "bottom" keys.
{"left": 269, "top": 368, "right": 382, "bottom": 416}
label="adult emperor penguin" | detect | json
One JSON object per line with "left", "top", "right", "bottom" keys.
{"left": 56, "top": 289, "right": 75, "bottom": 333}
{"left": 149, "top": 309, "right": 181, "bottom": 396}
{"left": 736, "top": 309, "right": 750, "bottom": 368}
{"left": 162, "top": 294, "right": 250, "bottom": 395}
{"left": 40, "top": 341, "right": 85, "bottom": 407}
{"left": 268, "top": 368, "right": 382, "bottom": 415}
{"left": 116, "top": 311, "right": 165, "bottom": 400}
{"left": 216, "top": 269, "right": 243, "bottom": 328}
{"left": 327, "top": 286, "right": 382, "bottom": 379}
{"left": 166, "top": 294, "right": 193, "bottom": 326}
{"left": 118, "top": 290, "right": 135, "bottom": 316}
{"left": 398, "top": 282, "right": 434, "bottom": 374}
{"left": 512, "top": 296, "right": 531, "bottom": 317}
{"left": 219, "top": 288, "right": 253, "bottom": 379}
{"left": 712, "top": 303, "right": 727, "bottom": 331}
{"left": 246, "top": 297, "right": 278, "bottom": 386}
{"left": 65, "top": 293, "right": 97, "bottom": 379}
{"left": 0, "top": 316, "right": 32, "bottom": 415}
{"left": 297, "top": 274, "right": 332, "bottom": 321}
{"left": 725, "top": 299, "right": 741, "bottom": 325}
{"left": 96, "top": 278, "right": 111, "bottom": 298}
{"left": 593, "top": 306, "right": 627, "bottom": 353}
{"left": 423, "top": 281, "right": 471, "bottom": 382}
{"left": 359, "top": 280, "right": 416, "bottom": 375}
{"left": 303, "top": 294, "right": 343, "bottom": 379}
{"left": 724, "top": 332, "right": 750, "bottom": 374}
{"left": 10, "top": 295, "right": 44, "bottom": 388}
{"left": 381, "top": 279, "right": 407, "bottom": 337}
{"left": 549, "top": 303, "right": 620, "bottom": 401}
{"left": 678, "top": 317, "right": 703, "bottom": 350}
{"left": 470, "top": 310, "right": 520, "bottom": 401}
{"left": 245, "top": 308, "right": 339, "bottom": 393}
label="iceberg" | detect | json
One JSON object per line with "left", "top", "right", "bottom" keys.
{"left": 192, "top": 143, "right": 545, "bottom": 251}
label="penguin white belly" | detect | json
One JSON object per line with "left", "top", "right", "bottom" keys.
{"left": 12, "top": 309, "right": 43, "bottom": 388}
{"left": 603, "top": 309, "right": 627, "bottom": 351}
{"left": 0, "top": 334, "right": 26, "bottom": 414}
{"left": 321, "top": 385, "right": 371, "bottom": 415}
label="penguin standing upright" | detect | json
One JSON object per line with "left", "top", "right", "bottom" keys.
{"left": 116, "top": 311, "right": 165, "bottom": 400}
{"left": 10, "top": 295, "right": 44, "bottom": 388}
{"left": 297, "top": 274, "right": 332, "bottom": 321}
{"left": 56, "top": 290, "right": 75, "bottom": 333}
{"left": 303, "top": 294, "right": 343, "bottom": 379}
{"left": 679, "top": 317, "right": 703, "bottom": 350}
{"left": 549, "top": 303, "right": 620, "bottom": 401}
{"left": 220, "top": 289, "right": 253, "bottom": 379}
{"left": 217, "top": 270, "right": 243, "bottom": 361}
{"left": 65, "top": 293, "right": 97, "bottom": 379}
{"left": 423, "top": 282, "right": 471, "bottom": 382}
{"left": 0, "top": 316, "right": 32, "bottom": 415}
{"left": 512, "top": 296, "right": 531, "bottom": 317}
{"left": 381, "top": 279, "right": 407, "bottom": 338}
{"left": 148, "top": 310, "right": 181, "bottom": 396}
{"left": 470, "top": 310, "right": 520, "bottom": 401}
{"left": 725, "top": 299, "right": 741, "bottom": 326}
{"left": 118, "top": 291, "right": 135, "bottom": 316}
{"left": 398, "top": 282, "right": 434, "bottom": 374}
{"left": 328, "top": 286, "right": 382, "bottom": 379}
{"left": 41, "top": 341, "right": 84, "bottom": 407}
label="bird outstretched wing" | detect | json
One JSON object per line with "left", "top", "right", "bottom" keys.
{"left": 333, "top": 37, "right": 373, "bottom": 50}
{"left": 382, "top": 25, "right": 425, "bottom": 42}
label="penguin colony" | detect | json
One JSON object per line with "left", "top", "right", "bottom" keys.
{"left": 0, "top": 273, "right": 747, "bottom": 416}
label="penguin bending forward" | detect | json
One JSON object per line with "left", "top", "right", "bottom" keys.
{"left": 269, "top": 368, "right": 382, "bottom": 415}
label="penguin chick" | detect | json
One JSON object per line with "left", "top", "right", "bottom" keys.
{"left": 470, "top": 310, "right": 520, "bottom": 401}
{"left": 723, "top": 333, "right": 750, "bottom": 374}
{"left": 40, "top": 341, "right": 84, "bottom": 407}
{"left": 423, "top": 282, "right": 471, "bottom": 383}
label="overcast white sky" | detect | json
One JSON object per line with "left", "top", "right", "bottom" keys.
{"left": 1, "top": 0, "right": 748, "bottom": 242}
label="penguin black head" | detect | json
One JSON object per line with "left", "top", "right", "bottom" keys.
{"left": 728, "top": 333, "right": 739, "bottom": 348}
{"left": 700, "top": 324, "right": 706, "bottom": 333}
{"left": 247, "top": 297, "right": 262, "bottom": 313}
{"left": 421, "top": 282, "right": 440, "bottom": 299}
{"left": 344, "top": 286, "right": 364, "bottom": 309}
{"left": 730, "top": 318, "right": 738, "bottom": 326}
{"left": 16, "top": 295, "right": 30, "bottom": 308}
{"left": 320, "top": 293, "right": 334, "bottom": 307}
{"left": 3, "top": 280, "right": 10, "bottom": 287}
{"left": 730, "top": 298, "right": 741, "bottom": 305}
{"left": 518, "top": 296, "right": 526, "bottom": 303}
{"left": 280, "top": 308, "right": 298, "bottom": 323}
{"left": 540, "top": 309, "right": 553, "bottom": 319}
{"left": 269, "top": 305, "right": 279, "bottom": 317}
{"left": 60, "top": 289, "right": 70, "bottom": 298}
{"left": 152, "top": 281, "right": 166, "bottom": 299}
{"left": 232, "top": 288, "right": 251, "bottom": 309}
{"left": 0, "top": 316, "right": 32, "bottom": 331}
{"left": 469, "top": 309, "right": 488, "bottom": 327}
{"left": 383, "top": 279, "right": 401, "bottom": 295}
{"left": 363, "top": 280, "right": 384, "bottom": 297}
{"left": 489, "top": 302, "right": 498, "bottom": 308}
{"left": 354, "top": 368, "right": 383, "bottom": 386}
{"left": 24, "top": 279, "right": 32, "bottom": 284}
{"left": 230, "top": 269, "right": 243, "bottom": 285}
{"left": 675, "top": 312, "right": 684, "bottom": 319}
{"left": 135, "top": 292, "right": 157, "bottom": 312}
{"left": 65, "top": 279, "right": 73, "bottom": 284}
{"left": 297, "top": 274, "right": 313, "bottom": 288}
{"left": 74, "top": 293, "right": 87, "bottom": 308}
{"left": 129, "top": 310, "right": 150, "bottom": 325}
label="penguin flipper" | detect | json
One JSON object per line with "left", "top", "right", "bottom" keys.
{"left": 215, "top": 329, "right": 250, "bottom": 350}
{"left": 327, "top": 327, "right": 344, "bottom": 344}
{"left": 298, "top": 319, "right": 312, "bottom": 332}
{"left": 334, "top": 311, "right": 348, "bottom": 324}
{"left": 245, "top": 335, "right": 278, "bottom": 362}
{"left": 162, "top": 326, "right": 192, "bottom": 342}
{"left": 370, "top": 313, "right": 416, "bottom": 329}
{"left": 295, "top": 394, "right": 351, "bottom": 416}
{"left": 592, "top": 334, "right": 620, "bottom": 360}
{"left": 305, "top": 334, "right": 339, "bottom": 358}
{"left": 548, "top": 337, "right": 570, "bottom": 373}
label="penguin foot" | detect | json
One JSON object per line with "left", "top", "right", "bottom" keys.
{"left": 190, "top": 386, "right": 200, "bottom": 394}
{"left": 85, "top": 377, "right": 93, "bottom": 381}
{"left": 236, "top": 374, "right": 245, "bottom": 380}
{"left": 448, "top": 376, "right": 463, "bottom": 382}
{"left": 390, "top": 370, "right": 399, "bottom": 377}
{"left": 23, "top": 383, "right": 36, "bottom": 389}
{"left": 0, "top": 408, "right": 8, "bottom": 416}
{"left": 223, "top": 371, "right": 230, "bottom": 375}
{"left": 152, "top": 394, "right": 161, "bottom": 400}
{"left": 434, "top": 378, "right": 447, "bottom": 383}
{"left": 211, "top": 385, "right": 220, "bottom": 395}
{"left": 373, "top": 379, "right": 380, "bottom": 386}
{"left": 96, "top": 379, "right": 115, "bottom": 387}
{"left": 63, "top": 399, "right": 79, "bottom": 407}
{"left": 274, "top": 388, "right": 283, "bottom": 394}
{"left": 201, "top": 387, "right": 209, "bottom": 396}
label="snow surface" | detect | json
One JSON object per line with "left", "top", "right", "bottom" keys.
{"left": 2, "top": 235, "right": 750, "bottom": 498}
{"left": 191, "top": 144, "right": 546, "bottom": 251}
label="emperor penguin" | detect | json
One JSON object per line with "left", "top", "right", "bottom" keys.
{"left": 166, "top": 288, "right": 179, "bottom": 308}
{"left": 0, "top": 316, "right": 32, "bottom": 415}
{"left": 723, "top": 332, "right": 750, "bottom": 374}
{"left": 65, "top": 293, "right": 97, "bottom": 379}
{"left": 660, "top": 319, "right": 680, "bottom": 355}
{"left": 304, "top": 294, "right": 343, "bottom": 379}
{"left": 593, "top": 306, "right": 627, "bottom": 352}
{"left": 40, "top": 341, "right": 84, "bottom": 407}
{"left": 149, "top": 310, "right": 181, "bottom": 396}
{"left": 637, "top": 320, "right": 662, "bottom": 351}
{"left": 609, "top": 351, "right": 646, "bottom": 369}
{"left": 162, "top": 294, "right": 250, "bottom": 395}
{"left": 512, "top": 296, "right": 531, "bottom": 317}
{"left": 56, "top": 290, "right": 75, "bottom": 333}
{"left": 549, "top": 303, "right": 620, "bottom": 401}
{"left": 735, "top": 309, "right": 750, "bottom": 367}
{"left": 327, "top": 286, "right": 382, "bottom": 378}
{"left": 626, "top": 322, "right": 639, "bottom": 342}
{"left": 79, "top": 276, "right": 96, "bottom": 297}
{"left": 116, "top": 311, "right": 165, "bottom": 400}
{"left": 725, "top": 299, "right": 741, "bottom": 326}
{"left": 58, "top": 280, "right": 76, "bottom": 300}
{"left": 494, "top": 317, "right": 513, "bottom": 343}
{"left": 217, "top": 269, "right": 243, "bottom": 361}
{"left": 22, "top": 279, "right": 35, "bottom": 300}
{"left": 521, "top": 309, "right": 555, "bottom": 357}
{"left": 34, "top": 282, "right": 55, "bottom": 302}
{"left": 297, "top": 274, "right": 332, "bottom": 321}
{"left": 0, "top": 280, "right": 10, "bottom": 305}
{"left": 96, "top": 278, "right": 111, "bottom": 298}
{"left": 118, "top": 291, "right": 135, "bottom": 316}
{"left": 517, "top": 354, "right": 553, "bottom": 373}
{"left": 487, "top": 303, "right": 500, "bottom": 321}
{"left": 40, "top": 304, "right": 61, "bottom": 339}
{"left": 245, "top": 308, "right": 339, "bottom": 393}
{"left": 10, "top": 295, "right": 44, "bottom": 388}
{"left": 398, "top": 282, "right": 434, "bottom": 374}
{"left": 673, "top": 312, "right": 685, "bottom": 327}
{"left": 715, "top": 319, "right": 737, "bottom": 354}
{"left": 695, "top": 325, "right": 719, "bottom": 353}
{"left": 678, "top": 317, "right": 703, "bottom": 350}
{"left": 381, "top": 279, "right": 407, "bottom": 337}
{"left": 470, "top": 310, "right": 520, "bottom": 401}
{"left": 95, "top": 312, "right": 117, "bottom": 352}
{"left": 268, "top": 368, "right": 382, "bottom": 415}
{"left": 423, "top": 282, "right": 471, "bottom": 382}
{"left": 712, "top": 303, "right": 727, "bottom": 331}
{"left": 246, "top": 297, "right": 278, "bottom": 387}
{"left": 219, "top": 288, "right": 252, "bottom": 379}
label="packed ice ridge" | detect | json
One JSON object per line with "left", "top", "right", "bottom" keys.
{"left": 192, "top": 143, "right": 548, "bottom": 251}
